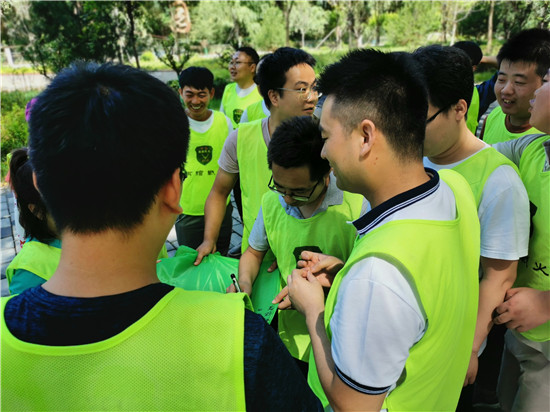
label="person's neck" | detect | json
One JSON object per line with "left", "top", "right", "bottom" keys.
{"left": 237, "top": 77, "right": 254, "bottom": 90}
{"left": 186, "top": 109, "right": 212, "bottom": 123}
{"left": 299, "top": 184, "right": 328, "bottom": 219}
{"left": 508, "top": 112, "right": 532, "bottom": 128}
{"left": 428, "top": 124, "right": 485, "bottom": 165}
{"left": 42, "top": 228, "right": 163, "bottom": 298}
{"left": 267, "top": 110, "right": 286, "bottom": 137}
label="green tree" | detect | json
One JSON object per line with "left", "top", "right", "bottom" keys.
{"left": 384, "top": 1, "right": 440, "bottom": 48}
{"left": 289, "top": 1, "right": 329, "bottom": 48}
{"left": 250, "top": 6, "right": 285, "bottom": 50}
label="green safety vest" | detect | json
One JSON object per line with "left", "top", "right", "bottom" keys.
{"left": 516, "top": 135, "right": 550, "bottom": 342}
{"left": 308, "top": 170, "right": 480, "bottom": 411}
{"left": 452, "top": 146, "right": 519, "bottom": 206}
{"left": 180, "top": 111, "right": 230, "bottom": 215}
{"left": 262, "top": 189, "right": 363, "bottom": 361}
{"left": 1, "top": 289, "right": 250, "bottom": 411}
{"left": 483, "top": 106, "right": 541, "bottom": 144}
{"left": 221, "top": 83, "right": 263, "bottom": 128}
{"left": 5, "top": 240, "right": 60, "bottom": 284}
{"left": 466, "top": 87, "right": 480, "bottom": 134}
{"left": 242, "top": 100, "right": 268, "bottom": 124}
{"left": 236, "top": 119, "right": 271, "bottom": 254}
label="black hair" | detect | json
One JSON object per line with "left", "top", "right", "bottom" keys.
{"left": 452, "top": 41, "right": 483, "bottom": 66}
{"left": 413, "top": 45, "right": 474, "bottom": 112}
{"left": 268, "top": 116, "right": 330, "bottom": 182}
{"left": 497, "top": 28, "right": 550, "bottom": 78}
{"left": 256, "top": 47, "right": 316, "bottom": 109}
{"left": 178, "top": 66, "right": 214, "bottom": 90}
{"left": 236, "top": 46, "right": 260, "bottom": 65}
{"left": 318, "top": 49, "right": 427, "bottom": 161}
{"left": 29, "top": 61, "right": 190, "bottom": 234}
{"left": 9, "top": 147, "right": 57, "bottom": 243}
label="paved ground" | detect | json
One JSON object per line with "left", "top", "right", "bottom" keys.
{"left": 0, "top": 184, "right": 242, "bottom": 298}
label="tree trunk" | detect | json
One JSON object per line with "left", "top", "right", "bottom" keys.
{"left": 301, "top": 30, "right": 305, "bottom": 48}
{"left": 125, "top": 1, "right": 140, "bottom": 68}
{"left": 487, "top": 0, "right": 495, "bottom": 54}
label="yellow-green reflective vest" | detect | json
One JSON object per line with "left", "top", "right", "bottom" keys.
{"left": 516, "top": 135, "right": 550, "bottom": 342}
{"left": 181, "top": 111, "right": 230, "bottom": 215}
{"left": 467, "top": 87, "right": 480, "bottom": 134}
{"left": 483, "top": 106, "right": 541, "bottom": 144}
{"left": 221, "top": 83, "right": 263, "bottom": 128}
{"left": 6, "top": 240, "right": 60, "bottom": 285}
{"left": 308, "top": 170, "right": 480, "bottom": 411}
{"left": 1, "top": 289, "right": 250, "bottom": 411}
{"left": 262, "top": 189, "right": 363, "bottom": 361}
{"left": 243, "top": 100, "right": 268, "bottom": 124}
{"left": 452, "top": 146, "right": 519, "bottom": 206}
{"left": 236, "top": 119, "right": 271, "bottom": 254}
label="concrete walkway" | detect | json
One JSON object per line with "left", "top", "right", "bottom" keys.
{"left": 0, "top": 185, "right": 242, "bottom": 297}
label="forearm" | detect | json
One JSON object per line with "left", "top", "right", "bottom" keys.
{"left": 237, "top": 247, "right": 265, "bottom": 295}
{"left": 203, "top": 191, "right": 230, "bottom": 244}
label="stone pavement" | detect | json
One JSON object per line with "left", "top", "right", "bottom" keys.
{"left": 0, "top": 184, "right": 243, "bottom": 297}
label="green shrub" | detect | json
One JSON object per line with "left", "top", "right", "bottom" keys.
{"left": 1, "top": 90, "right": 39, "bottom": 112}
{"left": 1, "top": 104, "right": 29, "bottom": 180}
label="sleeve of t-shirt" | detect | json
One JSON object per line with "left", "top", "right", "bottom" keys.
{"left": 493, "top": 134, "right": 545, "bottom": 167}
{"left": 243, "top": 309, "right": 322, "bottom": 411}
{"left": 247, "top": 207, "right": 270, "bottom": 252}
{"left": 478, "top": 165, "right": 530, "bottom": 260}
{"left": 330, "top": 257, "right": 426, "bottom": 394}
{"left": 218, "top": 128, "right": 240, "bottom": 174}
{"left": 224, "top": 114, "right": 234, "bottom": 135}
{"left": 9, "top": 269, "right": 46, "bottom": 295}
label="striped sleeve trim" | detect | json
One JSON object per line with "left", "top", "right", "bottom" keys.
{"left": 335, "top": 365, "right": 390, "bottom": 395}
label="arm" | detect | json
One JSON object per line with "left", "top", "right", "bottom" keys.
{"left": 464, "top": 258, "right": 518, "bottom": 385}
{"left": 494, "top": 288, "right": 550, "bottom": 332}
{"left": 288, "top": 270, "right": 386, "bottom": 411}
{"left": 228, "top": 246, "right": 266, "bottom": 296}
{"left": 195, "top": 169, "right": 237, "bottom": 265}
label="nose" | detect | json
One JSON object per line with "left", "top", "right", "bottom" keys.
{"left": 500, "top": 80, "right": 514, "bottom": 95}
{"left": 320, "top": 142, "right": 327, "bottom": 159}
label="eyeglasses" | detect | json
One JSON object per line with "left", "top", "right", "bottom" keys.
{"left": 426, "top": 107, "right": 447, "bottom": 124}
{"left": 180, "top": 163, "right": 187, "bottom": 182}
{"left": 277, "top": 83, "right": 321, "bottom": 101}
{"left": 229, "top": 60, "right": 253, "bottom": 67}
{"left": 267, "top": 175, "right": 321, "bottom": 202}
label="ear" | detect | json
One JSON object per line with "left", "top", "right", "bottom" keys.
{"left": 249, "top": 63, "right": 257, "bottom": 74}
{"left": 160, "top": 169, "right": 183, "bottom": 215}
{"left": 359, "top": 119, "right": 376, "bottom": 157}
{"left": 209, "top": 87, "right": 215, "bottom": 99}
{"left": 179, "top": 88, "right": 184, "bottom": 98}
{"left": 454, "top": 99, "right": 468, "bottom": 121}
{"left": 32, "top": 172, "right": 40, "bottom": 194}
{"left": 268, "top": 89, "right": 279, "bottom": 108}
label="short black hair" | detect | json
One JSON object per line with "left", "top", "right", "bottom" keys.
{"left": 318, "top": 49, "right": 427, "bottom": 161}
{"left": 9, "top": 147, "right": 57, "bottom": 243}
{"left": 452, "top": 41, "right": 483, "bottom": 66}
{"left": 236, "top": 46, "right": 260, "bottom": 65}
{"left": 268, "top": 116, "right": 330, "bottom": 182}
{"left": 178, "top": 66, "right": 214, "bottom": 90}
{"left": 413, "top": 45, "right": 474, "bottom": 111}
{"left": 256, "top": 47, "right": 316, "bottom": 109}
{"left": 497, "top": 28, "right": 550, "bottom": 78}
{"left": 29, "top": 61, "right": 190, "bottom": 234}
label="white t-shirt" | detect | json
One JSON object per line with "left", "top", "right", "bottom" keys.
{"left": 187, "top": 110, "right": 233, "bottom": 135}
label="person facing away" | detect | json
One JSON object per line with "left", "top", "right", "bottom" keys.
{"left": 479, "top": 28, "right": 550, "bottom": 143}
{"left": 287, "top": 49, "right": 481, "bottom": 412}
{"left": 176, "top": 66, "right": 234, "bottom": 255}
{"left": 229, "top": 115, "right": 363, "bottom": 372}
{"left": 220, "top": 46, "right": 263, "bottom": 128}
{"left": 413, "top": 44, "right": 530, "bottom": 410}
{"left": 239, "top": 56, "right": 271, "bottom": 125}
{"left": 5, "top": 147, "right": 60, "bottom": 295}
{"left": 0, "top": 61, "right": 322, "bottom": 412}
{"left": 493, "top": 68, "right": 550, "bottom": 412}
{"left": 195, "top": 47, "right": 319, "bottom": 264}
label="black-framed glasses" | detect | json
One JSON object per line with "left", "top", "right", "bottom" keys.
{"left": 277, "top": 83, "right": 321, "bottom": 101}
{"left": 268, "top": 175, "right": 321, "bottom": 202}
{"left": 180, "top": 163, "right": 187, "bottom": 182}
{"left": 426, "top": 107, "right": 448, "bottom": 124}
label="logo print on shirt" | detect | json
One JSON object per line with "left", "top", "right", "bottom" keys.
{"left": 196, "top": 145, "right": 213, "bottom": 165}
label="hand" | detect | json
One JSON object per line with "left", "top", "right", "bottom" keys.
{"left": 287, "top": 268, "right": 325, "bottom": 318}
{"left": 297, "top": 250, "right": 344, "bottom": 287}
{"left": 194, "top": 240, "right": 216, "bottom": 265}
{"left": 226, "top": 281, "right": 252, "bottom": 296}
{"left": 267, "top": 259, "right": 278, "bottom": 273}
{"left": 493, "top": 288, "right": 550, "bottom": 332}
{"left": 272, "top": 286, "right": 292, "bottom": 309}
{"left": 464, "top": 351, "right": 478, "bottom": 386}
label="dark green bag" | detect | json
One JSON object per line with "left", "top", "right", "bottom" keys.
{"left": 157, "top": 245, "right": 279, "bottom": 323}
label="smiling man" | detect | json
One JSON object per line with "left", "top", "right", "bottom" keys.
{"left": 176, "top": 66, "right": 234, "bottom": 254}
{"left": 480, "top": 28, "right": 550, "bottom": 144}
{"left": 196, "top": 47, "right": 318, "bottom": 263}
{"left": 220, "top": 46, "right": 263, "bottom": 128}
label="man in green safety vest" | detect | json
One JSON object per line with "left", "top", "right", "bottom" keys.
{"left": 1, "top": 62, "right": 322, "bottom": 411}
{"left": 287, "top": 49, "right": 481, "bottom": 412}
{"left": 195, "top": 47, "right": 319, "bottom": 264}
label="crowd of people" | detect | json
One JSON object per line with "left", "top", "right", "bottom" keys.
{"left": 2, "top": 27, "right": 549, "bottom": 412}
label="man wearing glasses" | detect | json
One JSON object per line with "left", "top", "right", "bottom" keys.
{"left": 227, "top": 116, "right": 363, "bottom": 375}
{"left": 195, "top": 47, "right": 319, "bottom": 265}
{"left": 220, "top": 46, "right": 263, "bottom": 128}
